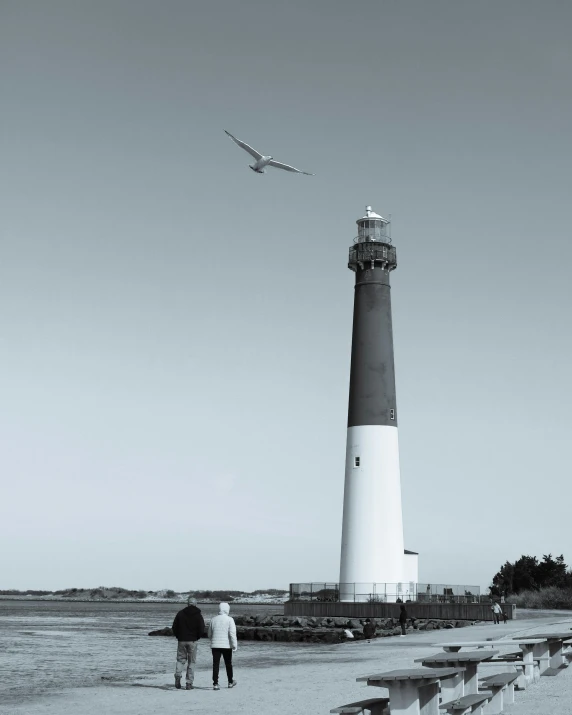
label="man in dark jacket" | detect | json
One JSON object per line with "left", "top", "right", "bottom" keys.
{"left": 363, "top": 619, "right": 376, "bottom": 642}
{"left": 172, "top": 596, "right": 205, "bottom": 689}
{"left": 398, "top": 605, "right": 407, "bottom": 636}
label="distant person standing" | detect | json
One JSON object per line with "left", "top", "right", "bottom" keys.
{"left": 491, "top": 600, "right": 502, "bottom": 625}
{"left": 399, "top": 605, "right": 408, "bottom": 636}
{"left": 172, "top": 596, "right": 205, "bottom": 690}
{"left": 502, "top": 610, "right": 508, "bottom": 624}
{"left": 208, "top": 602, "right": 238, "bottom": 690}
{"left": 363, "top": 618, "right": 376, "bottom": 642}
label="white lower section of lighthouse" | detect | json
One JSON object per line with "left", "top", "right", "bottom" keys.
{"left": 339, "top": 425, "right": 405, "bottom": 597}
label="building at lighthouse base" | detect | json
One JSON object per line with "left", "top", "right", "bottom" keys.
{"left": 403, "top": 550, "right": 419, "bottom": 587}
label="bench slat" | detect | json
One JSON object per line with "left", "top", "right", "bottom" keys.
{"left": 416, "top": 650, "right": 498, "bottom": 664}
{"left": 479, "top": 672, "right": 519, "bottom": 686}
{"left": 487, "top": 655, "right": 539, "bottom": 663}
{"left": 357, "top": 667, "right": 464, "bottom": 682}
{"left": 440, "top": 692, "right": 493, "bottom": 709}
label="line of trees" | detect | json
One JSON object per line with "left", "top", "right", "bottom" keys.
{"left": 490, "top": 554, "right": 572, "bottom": 596}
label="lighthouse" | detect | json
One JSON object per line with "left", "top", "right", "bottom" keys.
{"left": 339, "top": 206, "right": 414, "bottom": 601}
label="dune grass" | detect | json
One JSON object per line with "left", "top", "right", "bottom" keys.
{"left": 508, "top": 586, "right": 572, "bottom": 609}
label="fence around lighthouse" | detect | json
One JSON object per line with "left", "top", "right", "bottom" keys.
{"left": 289, "top": 582, "right": 482, "bottom": 604}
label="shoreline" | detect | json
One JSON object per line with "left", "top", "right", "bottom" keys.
{"left": 0, "top": 596, "right": 286, "bottom": 605}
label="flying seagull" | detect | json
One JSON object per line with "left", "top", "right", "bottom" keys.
{"left": 224, "top": 130, "right": 315, "bottom": 175}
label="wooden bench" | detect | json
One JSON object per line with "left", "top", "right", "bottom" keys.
{"left": 356, "top": 667, "right": 465, "bottom": 715}
{"left": 439, "top": 692, "right": 493, "bottom": 715}
{"left": 414, "top": 651, "right": 498, "bottom": 699}
{"left": 476, "top": 659, "right": 536, "bottom": 691}
{"left": 483, "top": 650, "right": 528, "bottom": 669}
{"left": 478, "top": 671, "right": 519, "bottom": 712}
{"left": 330, "top": 697, "right": 389, "bottom": 715}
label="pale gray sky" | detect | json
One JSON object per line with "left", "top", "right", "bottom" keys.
{"left": 1, "top": 0, "right": 571, "bottom": 592}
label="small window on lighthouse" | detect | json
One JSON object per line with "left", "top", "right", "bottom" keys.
{"left": 390, "top": 409, "right": 395, "bottom": 420}
{"left": 354, "top": 456, "right": 360, "bottom": 468}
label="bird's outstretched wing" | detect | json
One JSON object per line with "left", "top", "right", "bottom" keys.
{"left": 224, "top": 130, "right": 263, "bottom": 160}
{"left": 268, "top": 159, "right": 314, "bottom": 175}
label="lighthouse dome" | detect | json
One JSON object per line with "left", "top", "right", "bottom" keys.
{"left": 356, "top": 205, "right": 390, "bottom": 243}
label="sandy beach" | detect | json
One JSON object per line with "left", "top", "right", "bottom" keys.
{"left": 3, "top": 609, "right": 571, "bottom": 715}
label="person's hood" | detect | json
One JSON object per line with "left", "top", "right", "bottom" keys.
{"left": 184, "top": 604, "right": 201, "bottom": 614}
{"left": 218, "top": 602, "right": 230, "bottom": 615}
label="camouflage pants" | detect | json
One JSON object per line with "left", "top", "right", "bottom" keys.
{"left": 175, "top": 641, "right": 198, "bottom": 684}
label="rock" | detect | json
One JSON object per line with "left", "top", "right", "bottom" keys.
{"left": 254, "top": 628, "right": 275, "bottom": 641}
{"left": 348, "top": 619, "right": 362, "bottom": 629}
{"left": 281, "top": 629, "right": 296, "bottom": 640}
{"left": 425, "top": 623, "right": 434, "bottom": 631}
{"left": 332, "top": 617, "right": 349, "bottom": 627}
{"left": 455, "top": 620, "right": 470, "bottom": 628}
{"left": 291, "top": 617, "right": 309, "bottom": 628}
{"left": 236, "top": 625, "right": 348, "bottom": 644}
{"left": 321, "top": 629, "right": 345, "bottom": 643}
{"left": 237, "top": 627, "right": 256, "bottom": 640}
{"left": 351, "top": 628, "right": 365, "bottom": 640}
{"left": 445, "top": 623, "right": 454, "bottom": 629}
{"left": 148, "top": 627, "right": 173, "bottom": 636}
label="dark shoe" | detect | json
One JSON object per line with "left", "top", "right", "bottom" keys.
{"left": 213, "top": 684, "right": 220, "bottom": 690}
{"left": 186, "top": 683, "right": 194, "bottom": 690}
{"left": 175, "top": 676, "right": 181, "bottom": 690}
{"left": 229, "top": 680, "right": 237, "bottom": 688}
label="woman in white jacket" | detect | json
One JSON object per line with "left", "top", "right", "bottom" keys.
{"left": 207, "top": 602, "right": 238, "bottom": 690}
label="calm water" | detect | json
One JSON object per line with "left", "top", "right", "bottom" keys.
{"left": 0, "top": 599, "right": 283, "bottom": 709}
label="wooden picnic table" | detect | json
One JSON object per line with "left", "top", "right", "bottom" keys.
{"left": 437, "top": 639, "right": 544, "bottom": 653}
{"left": 436, "top": 638, "right": 545, "bottom": 686}
{"left": 357, "top": 667, "right": 465, "bottom": 715}
{"left": 414, "top": 650, "right": 498, "bottom": 697}
{"left": 513, "top": 633, "right": 572, "bottom": 671}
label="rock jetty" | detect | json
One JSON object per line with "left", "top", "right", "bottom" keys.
{"left": 148, "top": 613, "right": 474, "bottom": 643}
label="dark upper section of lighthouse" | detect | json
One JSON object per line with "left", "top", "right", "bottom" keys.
{"left": 347, "top": 207, "right": 398, "bottom": 428}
